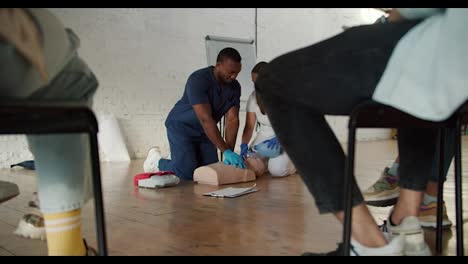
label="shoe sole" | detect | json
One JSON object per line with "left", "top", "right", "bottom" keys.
{"left": 366, "top": 197, "right": 398, "bottom": 207}
{"left": 393, "top": 232, "right": 432, "bottom": 256}
{"left": 420, "top": 222, "right": 453, "bottom": 229}
{"left": 419, "top": 214, "right": 453, "bottom": 229}
{"left": 404, "top": 242, "right": 432, "bottom": 256}
{"left": 405, "top": 247, "right": 432, "bottom": 256}
{"left": 364, "top": 185, "right": 400, "bottom": 207}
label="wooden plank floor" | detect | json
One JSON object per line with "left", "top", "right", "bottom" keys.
{"left": 1, "top": 139, "right": 467, "bottom": 256}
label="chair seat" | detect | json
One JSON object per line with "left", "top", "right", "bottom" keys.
{"left": 343, "top": 99, "right": 467, "bottom": 256}
{"left": 0, "top": 181, "right": 20, "bottom": 203}
{"left": 0, "top": 100, "right": 106, "bottom": 255}
{"left": 349, "top": 101, "right": 460, "bottom": 129}
{"left": 0, "top": 101, "right": 98, "bottom": 134}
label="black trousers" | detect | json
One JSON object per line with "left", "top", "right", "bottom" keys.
{"left": 254, "top": 20, "right": 446, "bottom": 213}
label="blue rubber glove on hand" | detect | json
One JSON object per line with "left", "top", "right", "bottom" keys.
{"left": 223, "top": 149, "right": 246, "bottom": 169}
{"left": 254, "top": 137, "right": 283, "bottom": 158}
{"left": 240, "top": 143, "right": 248, "bottom": 160}
{"left": 265, "top": 137, "right": 281, "bottom": 151}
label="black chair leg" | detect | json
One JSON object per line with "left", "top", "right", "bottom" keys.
{"left": 89, "top": 132, "right": 108, "bottom": 256}
{"left": 436, "top": 129, "right": 445, "bottom": 254}
{"left": 454, "top": 119, "right": 464, "bottom": 256}
{"left": 343, "top": 122, "right": 357, "bottom": 256}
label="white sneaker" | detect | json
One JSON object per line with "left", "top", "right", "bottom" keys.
{"left": 350, "top": 236, "right": 404, "bottom": 256}
{"left": 143, "top": 147, "right": 162, "bottom": 173}
{"left": 381, "top": 216, "right": 432, "bottom": 256}
{"left": 14, "top": 210, "right": 46, "bottom": 240}
{"left": 13, "top": 193, "right": 46, "bottom": 240}
{"left": 302, "top": 236, "right": 404, "bottom": 256}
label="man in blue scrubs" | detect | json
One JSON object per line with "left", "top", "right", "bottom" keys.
{"left": 158, "top": 47, "right": 245, "bottom": 180}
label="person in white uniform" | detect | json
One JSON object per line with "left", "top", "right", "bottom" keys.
{"left": 240, "top": 62, "right": 296, "bottom": 177}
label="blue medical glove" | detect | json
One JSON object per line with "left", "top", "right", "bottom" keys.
{"left": 265, "top": 137, "right": 280, "bottom": 151}
{"left": 223, "top": 149, "right": 246, "bottom": 169}
{"left": 254, "top": 137, "right": 283, "bottom": 158}
{"left": 240, "top": 143, "right": 248, "bottom": 160}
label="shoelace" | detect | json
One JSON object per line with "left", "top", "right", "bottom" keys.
{"left": 380, "top": 220, "right": 389, "bottom": 233}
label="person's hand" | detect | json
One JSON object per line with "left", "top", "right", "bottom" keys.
{"left": 265, "top": 137, "right": 280, "bottom": 152}
{"left": 387, "top": 9, "right": 405, "bottom": 22}
{"left": 223, "top": 149, "right": 246, "bottom": 169}
{"left": 254, "top": 137, "right": 283, "bottom": 158}
{"left": 240, "top": 143, "right": 248, "bottom": 160}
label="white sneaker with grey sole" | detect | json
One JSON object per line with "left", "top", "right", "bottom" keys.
{"left": 381, "top": 216, "right": 431, "bottom": 256}
{"left": 143, "top": 147, "right": 162, "bottom": 173}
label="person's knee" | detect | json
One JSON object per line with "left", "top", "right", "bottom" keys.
{"left": 268, "top": 162, "right": 290, "bottom": 177}
{"left": 175, "top": 166, "right": 196, "bottom": 180}
{"left": 254, "top": 141, "right": 282, "bottom": 159}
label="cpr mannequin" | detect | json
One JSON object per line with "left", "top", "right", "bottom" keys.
{"left": 193, "top": 157, "right": 266, "bottom": 185}
{"left": 244, "top": 157, "right": 267, "bottom": 177}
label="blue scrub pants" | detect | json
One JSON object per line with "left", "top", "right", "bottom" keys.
{"left": 159, "top": 126, "right": 219, "bottom": 180}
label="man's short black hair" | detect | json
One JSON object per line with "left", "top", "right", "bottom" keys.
{"left": 252, "top": 61, "right": 268, "bottom": 73}
{"left": 216, "top": 47, "right": 242, "bottom": 63}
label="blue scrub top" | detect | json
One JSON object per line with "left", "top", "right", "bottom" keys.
{"left": 165, "top": 66, "right": 241, "bottom": 137}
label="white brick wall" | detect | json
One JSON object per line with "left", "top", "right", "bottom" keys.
{"left": 0, "top": 8, "right": 389, "bottom": 168}
{"left": 256, "top": 8, "right": 390, "bottom": 143}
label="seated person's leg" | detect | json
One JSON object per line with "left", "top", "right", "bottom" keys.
{"left": 255, "top": 21, "right": 421, "bottom": 255}
{"left": 386, "top": 128, "right": 436, "bottom": 256}
{"left": 26, "top": 55, "right": 98, "bottom": 256}
{"left": 1, "top": 8, "right": 98, "bottom": 255}
{"left": 365, "top": 128, "right": 455, "bottom": 229}
{"left": 0, "top": 11, "right": 46, "bottom": 241}
{"left": 27, "top": 133, "right": 92, "bottom": 256}
{"left": 267, "top": 152, "right": 296, "bottom": 177}
{"left": 419, "top": 128, "right": 455, "bottom": 228}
